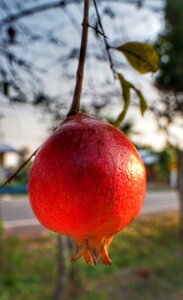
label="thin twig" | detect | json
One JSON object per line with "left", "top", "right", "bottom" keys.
{"left": 87, "top": 23, "right": 108, "bottom": 39}
{"left": 67, "top": 0, "right": 89, "bottom": 117}
{"left": 0, "top": 147, "right": 39, "bottom": 190}
{"left": 92, "top": 0, "right": 117, "bottom": 79}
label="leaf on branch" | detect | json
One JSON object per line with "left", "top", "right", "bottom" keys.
{"left": 134, "top": 88, "right": 147, "bottom": 115}
{"left": 113, "top": 73, "right": 131, "bottom": 126}
{"left": 126, "top": 81, "right": 147, "bottom": 116}
{"left": 113, "top": 73, "right": 147, "bottom": 127}
{"left": 116, "top": 42, "right": 160, "bottom": 74}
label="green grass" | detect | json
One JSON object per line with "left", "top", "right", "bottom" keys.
{"left": 0, "top": 213, "right": 183, "bottom": 300}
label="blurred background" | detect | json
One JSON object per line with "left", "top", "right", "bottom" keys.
{"left": 0, "top": 0, "right": 183, "bottom": 299}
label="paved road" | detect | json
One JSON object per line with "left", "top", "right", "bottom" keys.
{"left": 0, "top": 191, "right": 179, "bottom": 230}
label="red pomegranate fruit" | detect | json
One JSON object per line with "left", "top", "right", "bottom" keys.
{"left": 29, "top": 114, "right": 146, "bottom": 265}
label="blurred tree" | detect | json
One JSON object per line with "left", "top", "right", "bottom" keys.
{"left": 156, "top": 0, "right": 183, "bottom": 239}
{"left": 154, "top": 149, "right": 175, "bottom": 183}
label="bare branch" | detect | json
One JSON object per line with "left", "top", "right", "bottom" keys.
{"left": 0, "top": 0, "right": 161, "bottom": 29}
{"left": 0, "top": 48, "right": 45, "bottom": 73}
{"left": 0, "top": 148, "right": 39, "bottom": 190}
{"left": 88, "top": 23, "right": 108, "bottom": 39}
{"left": 0, "top": 1, "right": 71, "bottom": 28}
{"left": 93, "top": 0, "right": 117, "bottom": 79}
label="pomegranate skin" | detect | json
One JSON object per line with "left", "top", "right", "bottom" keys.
{"left": 29, "top": 114, "right": 146, "bottom": 265}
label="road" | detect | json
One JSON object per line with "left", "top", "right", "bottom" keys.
{"left": 0, "top": 191, "right": 179, "bottom": 231}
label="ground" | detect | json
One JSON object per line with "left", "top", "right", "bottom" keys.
{"left": 0, "top": 213, "right": 183, "bottom": 300}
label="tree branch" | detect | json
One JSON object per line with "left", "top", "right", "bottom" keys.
{"left": 0, "top": 147, "right": 39, "bottom": 190}
{"left": 92, "top": 0, "right": 117, "bottom": 79}
{"left": 67, "top": 0, "right": 89, "bottom": 117}
{"left": 88, "top": 23, "right": 108, "bottom": 39}
{"left": 0, "top": 0, "right": 158, "bottom": 29}
{"left": 0, "top": 1, "right": 70, "bottom": 28}
{"left": 0, "top": 48, "right": 45, "bottom": 73}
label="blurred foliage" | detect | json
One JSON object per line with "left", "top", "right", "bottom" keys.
{"left": 0, "top": 220, "right": 3, "bottom": 233}
{"left": 156, "top": 0, "right": 183, "bottom": 94}
{"left": 154, "top": 0, "right": 183, "bottom": 158}
{"left": 0, "top": 213, "right": 182, "bottom": 300}
{"left": 154, "top": 148, "right": 176, "bottom": 181}
{"left": 0, "top": 221, "right": 3, "bottom": 244}
{"left": 0, "top": 222, "right": 4, "bottom": 267}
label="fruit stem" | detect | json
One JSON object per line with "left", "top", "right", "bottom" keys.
{"left": 67, "top": 0, "right": 89, "bottom": 117}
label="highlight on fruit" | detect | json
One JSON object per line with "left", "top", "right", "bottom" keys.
{"left": 28, "top": 113, "right": 146, "bottom": 265}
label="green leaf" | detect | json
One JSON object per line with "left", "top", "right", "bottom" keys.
{"left": 116, "top": 42, "right": 160, "bottom": 74}
{"left": 127, "top": 82, "right": 147, "bottom": 116}
{"left": 118, "top": 74, "right": 131, "bottom": 104}
{"left": 134, "top": 89, "right": 147, "bottom": 115}
{"left": 113, "top": 74, "right": 131, "bottom": 127}
{"left": 127, "top": 83, "right": 147, "bottom": 116}
{"left": 113, "top": 73, "right": 147, "bottom": 127}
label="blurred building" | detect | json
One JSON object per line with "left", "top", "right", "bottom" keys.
{"left": 139, "top": 149, "right": 177, "bottom": 187}
{"left": 139, "top": 149, "right": 159, "bottom": 183}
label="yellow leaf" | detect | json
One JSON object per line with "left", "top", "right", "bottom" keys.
{"left": 116, "top": 42, "right": 160, "bottom": 74}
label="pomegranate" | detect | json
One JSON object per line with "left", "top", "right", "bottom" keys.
{"left": 29, "top": 114, "right": 146, "bottom": 265}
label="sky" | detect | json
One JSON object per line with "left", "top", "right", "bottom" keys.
{"left": 0, "top": 0, "right": 166, "bottom": 153}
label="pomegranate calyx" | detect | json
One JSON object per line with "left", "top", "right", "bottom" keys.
{"left": 71, "top": 235, "right": 114, "bottom": 266}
